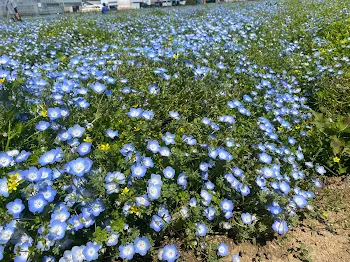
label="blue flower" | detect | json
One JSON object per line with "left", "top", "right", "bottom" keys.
{"left": 91, "top": 82, "right": 106, "bottom": 94}
{"left": 147, "top": 184, "right": 161, "bottom": 200}
{"left": 127, "top": 108, "right": 142, "bottom": 118}
{"left": 217, "top": 242, "right": 229, "bottom": 257}
{"left": 28, "top": 194, "right": 48, "bottom": 213}
{"left": 39, "top": 148, "right": 62, "bottom": 166}
{"left": 177, "top": 173, "right": 187, "bottom": 188}
{"left": 130, "top": 162, "right": 146, "bottom": 178}
{"left": 162, "top": 244, "right": 179, "bottom": 262}
{"left": 220, "top": 199, "right": 234, "bottom": 213}
{"left": 136, "top": 195, "right": 150, "bottom": 207}
{"left": 201, "top": 190, "right": 212, "bottom": 206}
{"left": 196, "top": 223, "right": 208, "bottom": 236}
{"left": 119, "top": 243, "right": 135, "bottom": 260}
{"left": 48, "top": 220, "right": 67, "bottom": 240}
{"left": 6, "top": 199, "right": 25, "bottom": 218}
{"left": 24, "top": 167, "right": 41, "bottom": 182}
{"left": 163, "top": 166, "right": 175, "bottom": 179}
{"left": 142, "top": 110, "right": 154, "bottom": 120}
{"left": 71, "top": 245, "right": 86, "bottom": 261}
{"left": 47, "top": 108, "right": 62, "bottom": 121}
{"left": 42, "top": 255, "right": 55, "bottom": 262}
{"left": 204, "top": 206, "right": 216, "bottom": 221}
{"left": 293, "top": 195, "right": 308, "bottom": 208}
{"left": 272, "top": 219, "right": 288, "bottom": 235}
{"left": 162, "top": 132, "right": 175, "bottom": 145}
{"left": 83, "top": 242, "right": 101, "bottom": 261}
{"left": 134, "top": 236, "right": 151, "bottom": 256}
{"left": 169, "top": 111, "right": 180, "bottom": 120}
{"left": 106, "top": 129, "right": 119, "bottom": 139}
{"left": 158, "top": 205, "right": 171, "bottom": 223}
{"left": 141, "top": 157, "right": 154, "bottom": 168}
{"left": 0, "top": 245, "right": 4, "bottom": 260}
{"left": 147, "top": 140, "right": 160, "bottom": 153}
{"left": 241, "top": 213, "right": 253, "bottom": 224}
{"left": 150, "top": 215, "right": 165, "bottom": 232}
{"left": 66, "top": 157, "right": 92, "bottom": 177}
{"left": 148, "top": 174, "right": 162, "bottom": 186}
{"left": 68, "top": 124, "right": 85, "bottom": 138}
{"left": 0, "top": 178, "right": 9, "bottom": 197}
{"left": 77, "top": 142, "right": 92, "bottom": 156}
{"left": 259, "top": 153, "right": 272, "bottom": 164}
{"left": 232, "top": 254, "right": 241, "bottom": 262}
{"left": 40, "top": 186, "right": 57, "bottom": 203}
{"left": 15, "top": 150, "right": 31, "bottom": 163}
{"left": 106, "top": 232, "right": 119, "bottom": 246}
{"left": 36, "top": 121, "right": 50, "bottom": 131}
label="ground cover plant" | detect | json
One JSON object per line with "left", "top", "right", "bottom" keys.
{"left": 0, "top": 0, "right": 349, "bottom": 261}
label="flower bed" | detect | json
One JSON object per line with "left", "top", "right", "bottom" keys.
{"left": 0, "top": 1, "right": 349, "bottom": 261}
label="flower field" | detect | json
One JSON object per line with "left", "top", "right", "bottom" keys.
{"left": 0, "top": 0, "right": 349, "bottom": 261}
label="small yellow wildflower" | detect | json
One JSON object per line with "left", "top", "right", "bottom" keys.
{"left": 307, "top": 130, "right": 312, "bottom": 136}
{"left": 322, "top": 212, "right": 328, "bottom": 218}
{"left": 122, "top": 187, "right": 129, "bottom": 194}
{"left": 41, "top": 109, "right": 48, "bottom": 117}
{"left": 134, "top": 127, "right": 141, "bottom": 132}
{"left": 333, "top": 156, "right": 340, "bottom": 163}
{"left": 129, "top": 206, "right": 138, "bottom": 214}
{"left": 277, "top": 126, "right": 283, "bottom": 131}
{"left": 7, "top": 173, "right": 20, "bottom": 191}
{"left": 133, "top": 104, "right": 139, "bottom": 108}
{"left": 84, "top": 136, "right": 93, "bottom": 143}
{"left": 295, "top": 125, "right": 301, "bottom": 130}
{"left": 173, "top": 53, "right": 179, "bottom": 59}
{"left": 99, "top": 143, "right": 110, "bottom": 151}
{"left": 0, "top": 78, "right": 5, "bottom": 84}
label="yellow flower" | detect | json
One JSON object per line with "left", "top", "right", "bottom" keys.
{"left": 9, "top": 173, "right": 20, "bottom": 181}
{"left": 122, "top": 187, "right": 129, "bottom": 194}
{"left": 307, "top": 130, "right": 312, "bottom": 136}
{"left": 84, "top": 136, "right": 93, "bottom": 143}
{"left": 295, "top": 125, "right": 301, "bottom": 130}
{"left": 99, "top": 143, "right": 110, "bottom": 151}
{"left": 129, "top": 205, "right": 138, "bottom": 214}
{"left": 277, "top": 126, "right": 283, "bottom": 131}
{"left": 41, "top": 109, "right": 48, "bottom": 117}
{"left": 333, "top": 157, "right": 340, "bottom": 163}
{"left": 0, "top": 78, "right": 5, "bottom": 84}
{"left": 322, "top": 212, "right": 328, "bottom": 218}
{"left": 8, "top": 181, "right": 19, "bottom": 191}
{"left": 134, "top": 127, "right": 141, "bottom": 132}
{"left": 173, "top": 53, "right": 179, "bottom": 59}
{"left": 133, "top": 104, "right": 139, "bottom": 108}
{"left": 7, "top": 173, "right": 20, "bottom": 191}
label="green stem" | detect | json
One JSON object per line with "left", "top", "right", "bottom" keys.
{"left": 5, "top": 120, "right": 11, "bottom": 151}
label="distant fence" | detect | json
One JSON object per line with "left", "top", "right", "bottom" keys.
{"left": 0, "top": 0, "right": 64, "bottom": 17}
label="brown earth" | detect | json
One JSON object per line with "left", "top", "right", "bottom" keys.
{"left": 182, "top": 176, "right": 350, "bottom": 262}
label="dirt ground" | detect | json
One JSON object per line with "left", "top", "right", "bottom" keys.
{"left": 184, "top": 176, "right": 350, "bottom": 262}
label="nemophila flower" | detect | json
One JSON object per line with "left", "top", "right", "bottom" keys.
{"left": 150, "top": 215, "right": 165, "bottom": 232}
{"left": 6, "top": 199, "right": 25, "bottom": 218}
{"left": 134, "top": 236, "right": 150, "bottom": 256}
{"left": 201, "top": 190, "right": 212, "bottom": 206}
{"left": 68, "top": 124, "right": 85, "bottom": 138}
{"left": 66, "top": 157, "right": 92, "bottom": 177}
{"left": 189, "top": 197, "right": 197, "bottom": 207}
{"left": 84, "top": 198, "right": 105, "bottom": 217}
{"left": 293, "top": 194, "right": 308, "bottom": 208}
{"left": 77, "top": 142, "right": 92, "bottom": 156}
{"left": 106, "top": 129, "right": 119, "bottom": 139}
{"left": 232, "top": 254, "right": 241, "bottom": 262}
{"left": 204, "top": 206, "right": 216, "bottom": 221}
{"left": 127, "top": 108, "right": 142, "bottom": 118}
{"left": 120, "top": 143, "right": 135, "bottom": 157}
{"left": 48, "top": 220, "right": 67, "bottom": 240}
{"left": 162, "top": 244, "right": 179, "bottom": 262}
{"left": 163, "top": 166, "right": 175, "bottom": 179}
{"left": 220, "top": 199, "right": 234, "bottom": 213}
{"left": 158, "top": 206, "right": 171, "bottom": 223}
{"left": 316, "top": 165, "right": 326, "bottom": 175}
{"left": 71, "top": 245, "right": 86, "bottom": 262}
{"left": 0, "top": 178, "right": 9, "bottom": 197}
{"left": 241, "top": 213, "right": 253, "bottom": 224}
{"left": 0, "top": 245, "right": 4, "bottom": 260}
{"left": 106, "top": 232, "right": 119, "bottom": 246}
{"left": 136, "top": 195, "right": 150, "bottom": 207}
{"left": 182, "top": 135, "right": 197, "bottom": 146}
{"left": 28, "top": 194, "right": 48, "bottom": 213}
{"left": 141, "top": 157, "right": 154, "bottom": 168}
{"left": 131, "top": 163, "right": 147, "bottom": 178}
{"left": 177, "top": 173, "right": 187, "bottom": 188}
{"left": 105, "top": 171, "right": 125, "bottom": 184}
{"left": 259, "top": 152, "right": 272, "bottom": 164}
{"left": 148, "top": 85, "right": 160, "bottom": 94}
{"left": 148, "top": 174, "right": 162, "bottom": 186}
{"left": 142, "top": 110, "right": 154, "bottom": 120}
{"left": 169, "top": 111, "right": 180, "bottom": 120}
{"left": 148, "top": 184, "right": 161, "bottom": 200}
{"left": 217, "top": 242, "right": 229, "bottom": 257}
{"left": 239, "top": 184, "right": 250, "bottom": 196}
{"left": 147, "top": 140, "right": 160, "bottom": 153}
{"left": 196, "top": 223, "right": 208, "bottom": 236}
{"left": 205, "top": 181, "right": 215, "bottom": 190}
{"left": 36, "top": 121, "right": 50, "bottom": 131}
{"left": 162, "top": 132, "right": 175, "bottom": 145}
{"left": 47, "top": 107, "right": 62, "bottom": 121}
{"left": 24, "top": 167, "right": 41, "bottom": 182}
{"left": 39, "top": 148, "right": 62, "bottom": 166}
{"left": 91, "top": 82, "right": 106, "bottom": 94}
{"left": 14, "top": 242, "right": 30, "bottom": 262}
{"left": 51, "top": 204, "right": 70, "bottom": 222}
{"left": 119, "top": 243, "right": 135, "bottom": 260}
{"left": 68, "top": 215, "right": 84, "bottom": 231}
{"left": 83, "top": 242, "right": 100, "bottom": 261}
{"left": 42, "top": 255, "right": 55, "bottom": 262}
{"left": 58, "top": 130, "right": 72, "bottom": 141}
{"left": 40, "top": 186, "right": 57, "bottom": 202}
{"left": 15, "top": 150, "right": 31, "bottom": 163}
{"left": 272, "top": 219, "right": 289, "bottom": 235}
{"left": 159, "top": 146, "right": 171, "bottom": 157}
